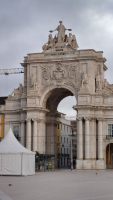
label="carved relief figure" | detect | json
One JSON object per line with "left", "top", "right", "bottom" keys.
{"left": 69, "top": 66, "right": 76, "bottom": 79}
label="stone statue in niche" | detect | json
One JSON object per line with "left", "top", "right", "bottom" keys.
{"left": 81, "top": 72, "right": 89, "bottom": 88}
{"left": 95, "top": 72, "right": 102, "bottom": 91}
{"left": 79, "top": 72, "right": 89, "bottom": 93}
{"left": 33, "top": 82, "right": 38, "bottom": 90}
{"left": 42, "top": 67, "right": 50, "bottom": 80}
{"left": 32, "top": 81, "right": 41, "bottom": 96}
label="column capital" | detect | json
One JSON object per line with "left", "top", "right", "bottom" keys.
{"left": 90, "top": 118, "right": 96, "bottom": 121}
{"left": 97, "top": 118, "right": 103, "bottom": 121}
{"left": 20, "top": 120, "right": 25, "bottom": 123}
{"left": 76, "top": 117, "right": 83, "bottom": 121}
{"left": 32, "top": 118, "right": 38, "bottom": 122}
{"left": 26, "top": 118, "right": 31, "bottom": 122}
{"left": 84, "top": 117, "right": 90, "bottom": 121}
{"left": 38, "top": 118, "right": 46, "bottom": 123}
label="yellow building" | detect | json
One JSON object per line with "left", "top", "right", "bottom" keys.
{"left": 0, "top": 114, "right": 4, "bottom": 140}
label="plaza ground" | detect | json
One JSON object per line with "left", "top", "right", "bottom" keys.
{"left": 0, "top": 170, "right": 113, "bottom": 200}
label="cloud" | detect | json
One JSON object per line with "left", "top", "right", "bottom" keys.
{"left": 0, "top": 0, "right": 113, "bottom": 115}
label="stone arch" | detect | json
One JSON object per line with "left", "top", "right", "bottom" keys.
{"left": 40, "top": 85, "right": 77, "bottom": 108}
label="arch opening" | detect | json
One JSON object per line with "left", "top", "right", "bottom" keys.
{"left": 45, "top": 88, "right": 77, "bottom": 169}
{"left": 106, "top": 143, "right": 113, "bottom": 169}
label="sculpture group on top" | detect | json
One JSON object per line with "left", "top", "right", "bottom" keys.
{"left": 42, "top": 21, "right": 78, "bottom": 51}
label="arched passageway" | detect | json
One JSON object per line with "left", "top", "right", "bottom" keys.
{"left": 106, "top": 143, "right": 113, "bottom": 169}
{"left": 44, "top": 88, "right": 77, "bottom": 169}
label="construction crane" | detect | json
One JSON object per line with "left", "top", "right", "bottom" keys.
{"left": 0, "top": 68, "right": 24, "bottom": 75}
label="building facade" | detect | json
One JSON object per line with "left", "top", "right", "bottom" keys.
{"left": 56, "top": 113, "right": 76, "bottom": 169}
{"left": 0, "top": 21, "right": 113, "bottom": 169}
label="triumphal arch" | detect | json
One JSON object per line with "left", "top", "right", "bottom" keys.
{"left": 2, "top": 21, "right": 113, "bottom": 169}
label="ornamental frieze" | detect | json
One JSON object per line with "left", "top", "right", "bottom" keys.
{"left": 41, "top": 62, "right": 80, "bottom": 87}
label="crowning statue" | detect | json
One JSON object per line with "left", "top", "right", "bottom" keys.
{"left": 50, "top": 20, "right": 71, "bottom": 43}
{"left": 42, "top": 21, "right": 79, "bottom": 51}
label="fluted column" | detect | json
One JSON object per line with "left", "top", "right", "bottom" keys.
{"left": 85, "top": 118, "right": 90, "bottom": 159}
{"left": 98, "top": 119, "right": 103, "bottom": 159}
{"left": 33, "top": 119, "right": 38, "bottom": 152}
{"left": 77, "top": 118, "right": 83, "bottom": 159}
{"left": 20, "top": 121, "right": 25, "bottom": 146}
{"left": 26, "top": 119, "right": 31, "bottom": 150}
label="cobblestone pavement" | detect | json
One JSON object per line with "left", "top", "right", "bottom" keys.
{"left": 0, "top": 170, "right": 113, "bottom": 200}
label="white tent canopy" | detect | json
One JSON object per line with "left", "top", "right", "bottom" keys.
{"left": 0, "top": 128, "right": 35, "bottom": 175}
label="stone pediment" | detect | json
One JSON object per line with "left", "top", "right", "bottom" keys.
{"left": 42, "top": 21, "right": 79, "bottom": 52}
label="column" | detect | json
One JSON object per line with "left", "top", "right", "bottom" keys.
{"left": 20, "top": 121, "right": 25, "bottom": 146}
{"left": 33, "top": 119, "right": 38, "bottom": 152}
{"left": 26, "top": 119, "right": 31, "bottom": 150}
{"left": 98, "top": 119, "right": 103, "bottom": 159}
{"left": 85, "top": 118, "right": 90, "bottom": 159}
{"left": 37, "top": 119, "right": 46, "bottom": 154}
{"left": 77, "top": 118, "right": 83, "bottom": 159}
{"left": 90, "top": 119, "right": 96, "bottom": 159}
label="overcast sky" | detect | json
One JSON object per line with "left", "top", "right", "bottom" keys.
{"left": 0, "top": 0, "right": 113, "bottom": 117}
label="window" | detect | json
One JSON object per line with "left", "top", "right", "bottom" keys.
{"left": 64, "top": 137, "right": 66, "bottom": 143}
{"left": 108, "top": 124, "right": 113, "bottom": 137}
{"left": 64, "top": 148, "right": 65, "bottom": 154}
{"left": 67, "top": 137, "right": 68, "bottom": 144}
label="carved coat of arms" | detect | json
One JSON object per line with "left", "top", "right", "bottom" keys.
{"left": 52, "top": 65, "right": 65, "bottom": 80}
